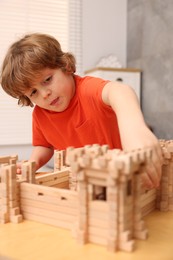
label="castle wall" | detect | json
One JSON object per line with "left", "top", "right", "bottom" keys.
{"left": 35, "top": 169, "right": 70, "bottom": 189}
{"left": 20, "top": 182, "right": 78, "bottom": 230}
{"left": 1, "top": 141, "right": 173, "bottom": 253}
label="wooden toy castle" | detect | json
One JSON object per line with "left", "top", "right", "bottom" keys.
{"left": 0, "top": 140, "right": 173, "bottom": 253}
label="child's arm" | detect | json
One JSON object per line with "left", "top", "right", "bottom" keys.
{"left": 102, "top": 81, "right": 163, "bottom": 189}
{"left": 29, "top": 146, "right": 54, "bottom": 171}
{"left": 17, "top": 146, "right": 54, "bottom": 173}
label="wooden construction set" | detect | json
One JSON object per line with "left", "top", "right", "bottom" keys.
{"left": 0, "top": 140, "right": 173, "bottom": 253}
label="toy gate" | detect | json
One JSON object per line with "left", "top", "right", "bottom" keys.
{"left": 67, "top": 145, "right": 151, "bottom": 252}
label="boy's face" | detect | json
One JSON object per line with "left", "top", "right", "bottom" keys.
{"left": 24, "top": 68, "right": 75, "bottom": 112}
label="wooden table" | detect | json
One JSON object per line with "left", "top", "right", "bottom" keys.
{"left": 0, "top": 210, "right": 173, "bottom": 260}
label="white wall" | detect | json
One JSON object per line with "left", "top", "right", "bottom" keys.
{"left": 82, "top": 0, "right": 127, "bottom": 72}
{"left": 0, "top": 145, "right": 33, "bottom": 161}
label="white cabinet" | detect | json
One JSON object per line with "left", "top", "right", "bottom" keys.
{"left": 85, "top": 67, "right": 142, "bottom": 104}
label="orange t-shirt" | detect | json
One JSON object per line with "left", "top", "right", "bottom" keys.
{"left": 32, "top": 75, "right": 122, "bottom": 150}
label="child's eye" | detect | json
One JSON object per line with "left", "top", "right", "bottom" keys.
{"left": 30, "top": 89, "right": 37, "bottom": 97}
{"left": 43, "top": 76, "right": 52, "bottom": 85}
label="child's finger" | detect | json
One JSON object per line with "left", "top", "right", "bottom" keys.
{"left": 16, "top": 168, "right": 22, "bottom": 174}
{"left": 141, "top": 172, "right": 153, "bottom": 189}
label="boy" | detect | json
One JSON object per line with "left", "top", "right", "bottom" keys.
{"left": 0, "top": 33, "right": 162, "bottom": 189}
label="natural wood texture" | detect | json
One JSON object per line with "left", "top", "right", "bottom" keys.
{"left": 0, "top": 140, "right": 173, "bottom": 254}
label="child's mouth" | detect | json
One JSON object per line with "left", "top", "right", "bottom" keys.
{"left": 50, "top": 97, "right": 60, "bottom": 106}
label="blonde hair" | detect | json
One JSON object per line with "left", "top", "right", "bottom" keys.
{"left": 0, "top": 33, "right": 76, "bottom": 107}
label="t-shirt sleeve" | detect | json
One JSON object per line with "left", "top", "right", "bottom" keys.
{"left": 81, "top": 76, "right": 111, "bottom": 109}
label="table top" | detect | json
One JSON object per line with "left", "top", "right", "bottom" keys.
{"left": 0, "top": 210, "right": 173, "bottom": 260}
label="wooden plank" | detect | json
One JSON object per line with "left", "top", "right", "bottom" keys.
{"left": 89, "top": 211, "right": 109, "bottom": 221}
{"left": 89, "top": 225, "right": 108, "bottom": 237}
{"left": 23, "top": 212, "right": 73, "bottom": 230}
{"left": 20, "top": 190, "right": 78, "bottom": 207}
{"left": 88, "top": 234, "right": 107, "bottom": 246}
{"left": 87, "top": 178, "right": 107, "bottom": 187}
{"left": 50, "top": 182, "right": 69, "bottom": 189}
{"left": 88, "top": 218, "right": 109, "bottom": 229}
{"left": 21, "top": 204, "right": 76, "bottom": 223}
{"left": 37, "top": 176, "right": 69, "bottom": 187}
{"left": 142, "top": 201, "right": 156, "bottom": 216}
{"left": 0, "top": 156, "right": 11, "bottom": 164}
{"left": 20, "top": 183, "right": 77, "bottom": 200}
{"left": 20, "top": 198, "right": 77, "bottom": 215}
{"left": 85, "top": 169, "right": 107, "bottom": 179}
{"left": 35, "top": 170, "right": 69, "bottom": 182}
{"left": 88, "top": 201, "right": 108, "bottom": 211}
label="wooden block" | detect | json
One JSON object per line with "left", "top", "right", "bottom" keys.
{"left": 23, "top": 212, "right": 74, "bottom": 229}
{"left": 142, "top": 200, "right": 156, "bottom": 217}
{"left": 22, "top": 161, "right": 36, "bottom": 183}
{"left": 0, "top": 212, "right": 9, "bottom": 223}
{"left": 20, "top": 182, "right": 77, "bottom": 200}
{"left": 0, "top": 156, "right": 11, "bottom": 164}
{"left": 76, "top": 229, "right": 88, "bottom": 245}
{"left": 119, "top": 230, "right": 132, "bottom": 241}
{"left": 133, "top": 212, "right": 142, "bottom": 222}
{"left": 107, "top": 238, "right": 118, "bottom": 252}
{"left": 38, "top": 176, "right": 69, "bottom": 187}
{"left": 107, "top": 220, "right": 118, "bottom": 230}
{"left": 35, "top": 170, "right": 69, "bottom": 183}
{"left": 10, "top": 214, "right": 23, "bottom": 223}
{"left": 119, "top": 240, "right": 135, "bottom": 252}
{"left": 9, "top": 200, "right": 18, "bottom": 208}
{"left": 10, "top": 207, "right": 20, "bottom": 216}
{"left": 1, "top": 205, "right": 9, "bottom": 212}
{"left": 21, "top": 204, "right": 76, "bottom": 223}
{"left": 134, "top": 220, "right": 146, "bottom": 231}
{"left": 108, "top": 227, "right": 118, "bottom": 237}
{"left": 168, "top": 204, "right": 173, "bottom": 211}
{"left": 160, "top": 201, "right": 169, "bottom": 211}
{"left": 88, "top": 225, "right": 108, "bottom": 237}
{"left": 88, "top": 201, "right": 108, "bottom": 211}
{"left": 20, "top": 198, "right": 77, "bottom": 215}
{"left": 88, "top": 218, "right": 109, "bottom": 229}
{"left": 134, "top": 229, "right": 148, "bottom": 240}
{"left": 88, "top": 233, "right": 107, "bottom": 246}
{"left": 51, "top": 182, "right": 69, "bottom": 189}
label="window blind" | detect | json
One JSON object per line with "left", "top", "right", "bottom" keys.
{"left": 0, "top": 0, "right": 82, "bottom": 145}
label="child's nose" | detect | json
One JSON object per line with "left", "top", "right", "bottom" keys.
{"left": 41, "top": 88, "right": 51, "bottom": 98}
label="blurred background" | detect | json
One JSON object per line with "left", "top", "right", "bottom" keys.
{"left": 0, "top": 0, "right": 172, "bottom": 162}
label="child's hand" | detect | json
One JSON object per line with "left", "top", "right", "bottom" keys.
{"left": 140, "top": 140, "right": 163, "bottom": 189}
{"left": 123, "top": 130, "right": 163, "bottom": 189}
{"left": 16, "top": 162, "right": 22, "bottom": 174}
